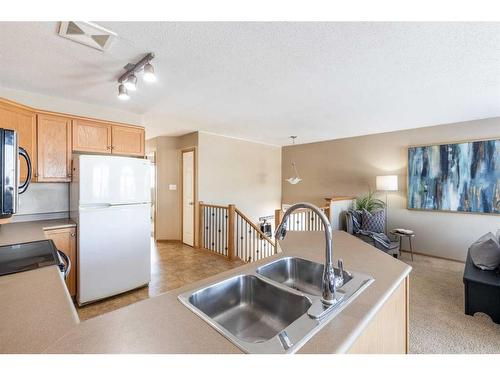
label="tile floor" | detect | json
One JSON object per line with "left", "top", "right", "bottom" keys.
{"left": 76, "top": 240, "right": 244, "bottom": 321}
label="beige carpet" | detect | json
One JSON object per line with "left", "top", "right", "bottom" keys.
{"left": 401, "top": 252, "right": 500, "bottom": 353}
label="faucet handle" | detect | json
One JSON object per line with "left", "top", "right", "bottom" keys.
{"left": 337, "top": 259, "right": 344, "bottom": 275}
{"left": 335, "top": 259, "right": 344, "bottom": 288}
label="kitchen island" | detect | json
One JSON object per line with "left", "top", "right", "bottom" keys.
{"left": 0, "top": 230, "right": 411, "bottom": 354}
{"left": 45, "top": 231, "right": 410, "bottom": 354}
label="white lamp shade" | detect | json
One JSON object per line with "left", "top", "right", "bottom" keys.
{"left": 376, "top": 175, "right": 398, "bottom": 191}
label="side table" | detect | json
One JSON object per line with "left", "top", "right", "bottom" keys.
{"left": 390, "top": 230, "right": 415, "bottom": 261}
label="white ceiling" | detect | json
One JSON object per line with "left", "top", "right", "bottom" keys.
{"left": 0, "top": 22, "right": 499, "bottom": 145}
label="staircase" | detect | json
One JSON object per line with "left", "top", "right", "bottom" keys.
{"left": 199, "top": 202, "right": 332, "bottom": 263}
{"left": 198, "top": 202, "right": 276, "bottom": 263}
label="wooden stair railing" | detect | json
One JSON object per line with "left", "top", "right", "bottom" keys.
{"left": 198, "top": 202, "right": 276, "bottom": 262}
{"left": 274, "top": 205, "right": 330, "bottom": 232}
{"left": 199, "top": 202, "right": 231, "bottom": 257}
{"left": 234, "top": 208, "right": 276, "bottom": 263}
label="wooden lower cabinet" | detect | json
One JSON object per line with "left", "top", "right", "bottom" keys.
{"left": 347, "top": 277, "right": 409, "bottom": 354}
{"left": 44, "top": 227, "right": 77, "bottom": 297}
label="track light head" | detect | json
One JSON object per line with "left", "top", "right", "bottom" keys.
{"left": 118, "top": 84, "right": 129, "bottom": 100}
{"left": 124, "top": 74, "right": 137, "bottom": 91}
{"left": 143, "top": 63, "right": 157, "bottom": 82}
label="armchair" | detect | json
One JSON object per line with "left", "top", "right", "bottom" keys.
{"left": 345, "top": 210, "right": 400, "bottom": 258}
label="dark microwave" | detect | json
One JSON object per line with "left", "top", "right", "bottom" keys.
{"left": 0, "top": 128, "right": 32, "bottom": 218}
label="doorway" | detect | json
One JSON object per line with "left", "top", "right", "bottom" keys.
{"left": 182, "top": 149, "right": 195, "bottom": 246}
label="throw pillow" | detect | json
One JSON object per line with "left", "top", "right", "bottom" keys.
{"left": 348, "top": 209, "right": 363, "bottom": 233}
{"left": 361, "top": 209, "right": 385, "bottom": 234}
{"left": 469, "top": 232, "right": 500, "bottom": 271}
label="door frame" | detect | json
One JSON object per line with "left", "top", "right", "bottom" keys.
{"left": 181, "top": 147, "right": 197, "bottom": 247}
{"left": 146, "top": 151, "right": 158, "bottom": 241}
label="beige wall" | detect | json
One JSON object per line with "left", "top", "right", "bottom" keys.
{"left": 198, "top": 132, "right": 281, "bottom": 222}
{"left": 282, "top": 117, "right": 500, "bottom": 261}
{"left": 147, "top": 133, "right": 198, "bottom": 241}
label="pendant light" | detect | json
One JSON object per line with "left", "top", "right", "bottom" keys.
{"left": 286, "top": 136, "right": 302, "bottom": 185}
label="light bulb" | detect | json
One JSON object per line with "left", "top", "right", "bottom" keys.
{"left": 143, "top": 63, "right": 156, "bottom": 82}
{"left": 124, "top": 74, "right": 137, "bottom": 91}
{"left": 118, "top": 84, "right": 129, "bottom": 100}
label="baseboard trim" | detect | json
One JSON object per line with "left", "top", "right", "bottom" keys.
{"left": 400, "top": 249, "right": 465, "bottom": 264}
{"left": 155, "top": 239, "right": 182, "bottom": 243}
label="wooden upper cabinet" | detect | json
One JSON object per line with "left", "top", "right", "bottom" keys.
{"left": 36, "top": 114, "right": 72, "bottom": 182}
{"left": 72, "top": 119, "right": 112, "bottom": 154}
{"left": 0, "top": 100, "right": 37, "bottom": 182}
{"left": 111, "top": 125, "right": 145, "bottom": 156}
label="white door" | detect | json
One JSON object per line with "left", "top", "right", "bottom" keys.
{"left": 182, "top": 151, "right": 195, "bottom": 246}
{"left": 78, "top": 203, "right": 151, "bottom": 305}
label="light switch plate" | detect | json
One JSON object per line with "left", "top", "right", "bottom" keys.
{"left": 169, "top": 184, "right": 177, "bottom": 190}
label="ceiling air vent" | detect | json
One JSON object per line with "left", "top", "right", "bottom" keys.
{"left": 58, "top": 21, "right": 117, "bottom": 51}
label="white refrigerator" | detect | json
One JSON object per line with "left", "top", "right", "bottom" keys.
{"left": 70, "top": 155, "right": 151, "bottom": 305}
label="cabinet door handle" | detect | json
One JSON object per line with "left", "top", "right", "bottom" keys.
{"left": 70, "top": 232, "right": 76, "bottom": 237}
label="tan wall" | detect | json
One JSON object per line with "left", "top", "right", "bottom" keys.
{"left": 198, "top": 132, "right": 281, "bottom": 222}
{"left": 282, "top": 117, "right": 500, "bottom": 261}
{"left": 147, "top": 133, "right": 198, "bottom": 241}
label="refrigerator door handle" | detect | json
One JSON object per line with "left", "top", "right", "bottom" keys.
{"left": 80, "top": 202, "right": 151, "bottom": 210}
{"left": 108, "top": 202, "right": 151, "bottom": 206}
{"left": 80, "top": 203, "right": 112, "bottom": 210}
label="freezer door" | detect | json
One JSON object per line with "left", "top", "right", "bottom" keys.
{"left": 78, "top": 155, "right": 151, "bottom": 205}
{"left": 77, "top": 203, "right": 151, "bottom": 305}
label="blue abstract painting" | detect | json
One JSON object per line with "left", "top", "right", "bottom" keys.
{"left": 408, "top": 140, "right": 500, "bottom": 214}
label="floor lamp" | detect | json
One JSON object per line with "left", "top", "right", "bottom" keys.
{"left": 376, "top": 175, "right": 398, "bottom": 235}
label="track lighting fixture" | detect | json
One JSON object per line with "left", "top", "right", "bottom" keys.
{"left": 118, "top": 84, "right": 130, "bottom": 100}
{"left": 117, "top": 52, "right": 156, "bottom": 100}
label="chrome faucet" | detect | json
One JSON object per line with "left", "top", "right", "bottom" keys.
{"left": 275, "top": 202, "right": 336, "bottom": 305}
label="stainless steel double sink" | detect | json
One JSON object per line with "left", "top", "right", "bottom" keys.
{"left": 178, "top": 256, "right": 374, "bottom": 353}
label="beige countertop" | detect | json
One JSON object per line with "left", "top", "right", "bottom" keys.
{"left": 0, "top": 219, "right": 76, "bottom": 247}
{"left": 43, "top": 231, "right": 411, "bottom": 354}
{"left": 0, "top": 265, "right": 79, "bottom": 353}
{"left": 0, "top": 218, "right": 78, "bottom": 353}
